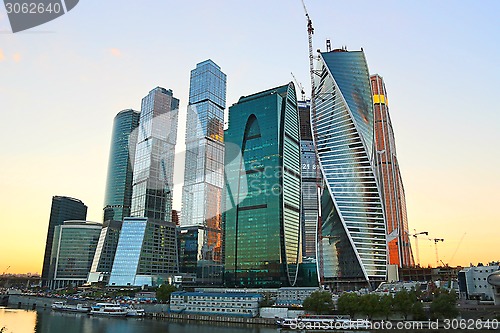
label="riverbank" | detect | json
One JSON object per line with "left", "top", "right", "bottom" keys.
{"left": 147, "top": 312, "right": 276, "bottom": 325}
{"left": 5, "top": 295, "right": 276, "bottom": 325}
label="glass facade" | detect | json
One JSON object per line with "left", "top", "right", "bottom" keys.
{"left": 130, "top": 87, "right": 179, "bottom": 222}
{"left": 371, "top": 74, "right": 414, "bottom": 267}
{"left": 87, "top": 220, "right": 122, "bottom": 284}
{"left": 298, "top": 100, "right": 320, "bottom": 287}
{"left": 109, "top": 217, "right": 178, "bottom": 287}
{"left": 49, "top": 220, "right": 101, "bottom": 289}
{"left": 312, "top": 50, "right": 387, "bottom": 290}
{"left": 103, "top": 109, "right": 140, "bottom": 222}
{"left": 109, "top": 87, "right": 180, "bottom": 287}
{"left": 181, "top": 60, "right": 226, "bottom": 285}
{"left": 41, "top": 196, "right": 87, "bottom": 287}
{"left": 224, "top": 83, "right": 301, "bottom": 288}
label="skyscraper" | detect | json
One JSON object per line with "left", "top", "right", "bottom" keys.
{"left": 109, "top": 87, "right": 180, "bottom": 287}
{"left": 130, "top": 87, "right": 179, "bottom": 221}
{"left": 49, "top": 220, "right": 101, "bottom": 289}
{"left": 311, "top": 49, "right": 387, "bottom": 290}
{"left": 224, "top": 83, "right": 301, "bottom": 288}
{"left": 41, "top": 196, "right": 87, "bottom": 287}
{"left": 371, "top": 74, "right": 414, "bottom": 268}
{"left": 298, "top": 99, "right": 321, "bottom": 286}
{"left": 181, "top": 60, "right": 226, "bottom": 285}
{"left": 103, "top": 109, "right": 140, "bottom": 222}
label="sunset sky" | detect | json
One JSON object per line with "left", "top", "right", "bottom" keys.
{"left": 0, "top": 1, "right": 499, "bottom": 274}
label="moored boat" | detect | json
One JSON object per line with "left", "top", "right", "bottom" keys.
{"left": 51, "top": 301, "right": 91, "bottom": 313}
{"left": 90, "top": 303, "right": 128, "bottom": 317}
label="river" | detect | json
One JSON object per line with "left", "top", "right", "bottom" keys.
{"left": 0, "top": 307, "right": 277, "bottom": 333}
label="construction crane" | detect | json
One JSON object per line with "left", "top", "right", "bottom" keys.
{"left": 291, "top": 72, "right": 306, "bottom": 101}
{"left": 2, "top": 266, "right": 10, "bottom": 275}
{"left": 431, "top": 238, "right": 444, "bottom": 267}
{"left": 301, "top": 0, "right": 316, "bottom": 114}
{"left": 411, "top": 230, "right": 428, "bottom": 266}
{"left": 300, "top": 0, "right": 324, "bottom": 285}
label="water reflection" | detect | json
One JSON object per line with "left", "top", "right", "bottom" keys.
{"left": 1, "top": 307, "right": 277, "bottom": 333}
{"left": 0, "top": 307, "right": 37, "bottom": 333}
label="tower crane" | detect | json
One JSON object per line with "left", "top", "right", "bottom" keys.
{"left": 411, "top": 230, "right": 428, "bottom": 266}
{"left": 291, "top": 72, "right": 306, "bottom": 101}
{"left": 2, "top": 266, "right": 10, "bottom": 275}
{"left": 300, "top": 0, "right": 324, "bottom": 285}
{"left": 431, "top": 238, "right": 444, "bottom": 267}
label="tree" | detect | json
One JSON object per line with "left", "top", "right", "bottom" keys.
{"left": 337, "top": 292, "right": 360, "bottom": 318}
{"left": 430, "top": 290, "right": 459, "bottom": 319}
{"left": 156, "top": 284, "right": 177, "bottom": 303}
{"left": 302, "top": 291, "right": 334, "bottom": 314}
{"left": 411, "top": 300, "right": 426, "bottom": 320}
{"left": 393, "top": 290, "right": 413, "bottom": 320}
{"left": 379, "top": 294, "right": 394, "bottom": 320}
{"left": 359, "top": 294, "right": 381, "bottom": 319}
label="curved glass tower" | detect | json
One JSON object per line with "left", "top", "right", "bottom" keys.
{"left": 103, "top": 109, "right": 140, "bottom": 222}
{"left": 224, "top": 83, "right": 301, "bottom": 287}
{"left": 312, "top": 49, "right": 387, "bottom": 290}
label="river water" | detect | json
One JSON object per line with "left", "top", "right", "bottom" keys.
{"left": 0, "top": 307, "right": 278, "bottom": 333}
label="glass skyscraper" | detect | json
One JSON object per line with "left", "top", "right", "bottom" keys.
{"left": 87, "top": 220, "right": 122, "bottom": 284}
{"left": 311, "top": 49, "right": 387, "bottom": 290}
{"left": 371, "top": 74, "right": 414, "bottom": 268}
{"left": 108, "top": 217, "right": 178, "bottom": 287}
{"left": 130, "top": 87, "right": 179, "bottom": 221}
{"left": 298, "top": 99, "right": 320, "bottom": 287}
{"left": 48, "top": 220, "right": 101, "bottom": 289}
{"left": 109, "top": 87, "right": 180, "bottom": 287}
{"left": 103, "top": 109, "right": 140, "bottom": 222}
{"left": 224, "top": 83, "right": 301, "bottom": 288}
{"left": 41, "top": 196, "right": 87, "bottom": 287}
{"left": 181, "top": 60, "right": 226, "bottom": 285}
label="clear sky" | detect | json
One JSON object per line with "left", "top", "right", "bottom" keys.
{"left": 0, "top": 1, "right": 499, "bottom": 274}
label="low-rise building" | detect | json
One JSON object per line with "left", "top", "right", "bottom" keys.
{"left": 458, "top": 263, "right": 500, "bottom": 304}
{"left": 170, "top": 291, "right": 262, "bottom": 317}
{"left": 275, "top": 287, "right": 319, "bottom": 307}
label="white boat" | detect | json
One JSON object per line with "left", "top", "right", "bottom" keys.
{"left": 277, "top": 316, "right": 371, "bottom": 330}
{"left": 51, "top": 301, "right": 90, "bottom": 313}
{"left": 124, "top": 306, "right": 145, "bottom": 317}
{"left": 90, "top": 303, "right": 128, "bottom": 317}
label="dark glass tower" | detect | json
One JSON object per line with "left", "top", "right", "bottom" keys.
{"left": 312, "top": 49, "right": 387, "bottom": 290}
{"left": 103, "top": 109, "right": 140, "bottom": 222}
{"left": 181, "top": 59, "right": 226, "bottom": 285}
{"left": 41, "top": 196, "right": 87, "bottom": 287}
{"left": 224, "top": 83, "right": 301, "bottom": 288}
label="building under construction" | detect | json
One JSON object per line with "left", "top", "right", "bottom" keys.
{"left": 371, "top": 74, "right": 415, "bottom": 268}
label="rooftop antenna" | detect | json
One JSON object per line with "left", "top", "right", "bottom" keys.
{"left": 326, "top": 39, "right": 331, "bottom": 52}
